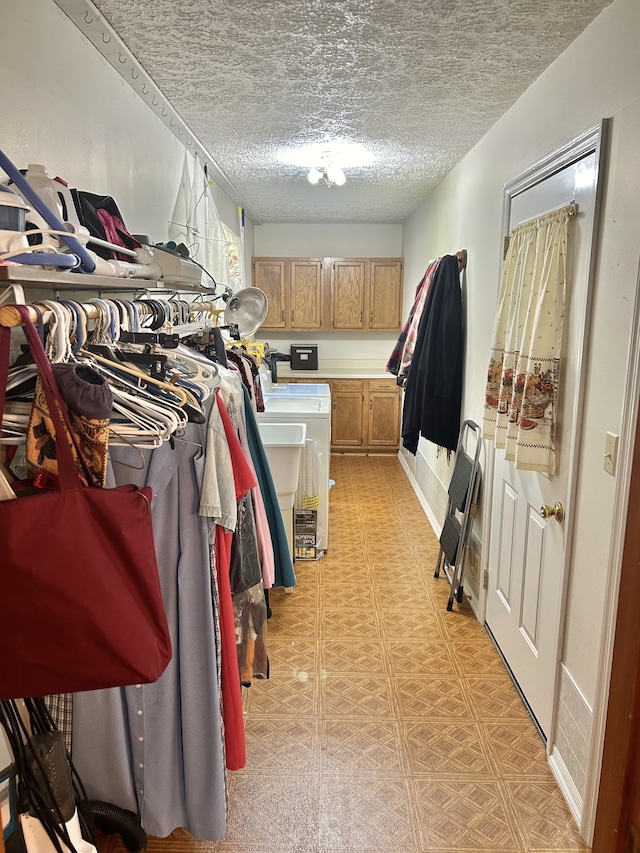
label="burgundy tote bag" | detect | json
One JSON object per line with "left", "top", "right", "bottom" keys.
{"left": 0, "top": 306, "right": 172, "bottom": 700}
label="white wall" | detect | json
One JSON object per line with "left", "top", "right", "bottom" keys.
{"left": 0, "top": 1, "right": 249, "bottom": 282}
{"left": 254, "top": 223, "right": 402, "bottom": 258}
{"left": 401, "top": 0, "right": 640, "bottom": 812}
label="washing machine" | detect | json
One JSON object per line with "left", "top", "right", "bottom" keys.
{"left": 257, "top": 385, "right": 331, "bottom": 553}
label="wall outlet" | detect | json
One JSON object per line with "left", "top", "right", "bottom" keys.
{"left": 604, "top": 431, "right": 619, "bottom": 475}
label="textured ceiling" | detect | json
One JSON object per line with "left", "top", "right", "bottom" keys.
{"left": 88, "top": 0, "right": 611, "bottom": 224}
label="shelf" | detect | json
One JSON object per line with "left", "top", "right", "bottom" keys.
{"left": 0, "top": 266, "right": 213, "bottom": 294}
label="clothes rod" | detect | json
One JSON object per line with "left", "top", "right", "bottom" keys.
{"left": 0, "top": 303, "right": 99, "bottom": 328}
{"left": 0, "top": 299, "right": 152, "bottom": 329}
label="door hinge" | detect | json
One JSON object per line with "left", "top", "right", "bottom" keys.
{"left": 483, "top": 568, "right": 489, "bottom": 589}
{"left": 503, "top": 235, "right": 510, "bottom": 260}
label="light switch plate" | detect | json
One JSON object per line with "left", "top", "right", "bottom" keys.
{"left": 604, "top": 431, "right": 619, "bottom": 475}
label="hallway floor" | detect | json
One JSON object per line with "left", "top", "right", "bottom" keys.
{"left": 99, "top": 454, "right": 589, "bottom": 853}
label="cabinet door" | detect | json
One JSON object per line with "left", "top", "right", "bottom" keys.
{"left": 368, "top": 390, "right": 402, "bottom": 448}
{"left": 368, "top": 380, "right": 402, "bottom": 448}
{"left": 331, "top": 381, "right": 365, "bottom": 447}
{"left": 369, "top": 259, "right": 403, "bottom": 330}
{"left": 332, "top": 260, "right": 366, "bottom": 329}
{"left": 290, "top": 259, "right": 323, "bottom": 329}
{"left": 253, "top": 258, "right": 287, "bottom": 329}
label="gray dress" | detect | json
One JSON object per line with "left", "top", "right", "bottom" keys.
{"left": 72, "top": 422, "right": 227, "bottom": 841}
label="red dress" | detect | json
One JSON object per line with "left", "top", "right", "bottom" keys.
{"left": 215, "top": 392, "right": 257, "bottom": 770}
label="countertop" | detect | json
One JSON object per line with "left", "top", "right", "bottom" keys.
{"left": 276, "top": 360, "right": 390, "bottom": 380}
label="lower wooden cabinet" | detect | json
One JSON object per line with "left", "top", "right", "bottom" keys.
{"left": 367, "top": 379, "right": 403, "bottom": 448}
{"left": 325, "top": 378, "right": 402, "bottom": 452}
{"left": 331, "top": 380, "right": 367, "bottom": 449}
{"left": 278, "top": 376, "right": 402, "bottom": 451}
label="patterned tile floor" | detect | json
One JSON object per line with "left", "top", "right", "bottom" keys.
{"left": 97, "top": 455, "right": 589, "bottom": 853}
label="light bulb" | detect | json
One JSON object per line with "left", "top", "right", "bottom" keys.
{"left": 326, "top": 164, "right": 346, "bottom": 186}
{"left": 308, "top": 168, "right": 322, "bottom": 185}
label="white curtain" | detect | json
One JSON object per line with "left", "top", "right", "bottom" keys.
{"left": 168, "top": 154, "right": 244, "bottom": 292}
{"left": 168, "top": 152, "right": 193, "bottom": 247}
{"left": 483, "top": 204, "right": 574, "bottom": 475}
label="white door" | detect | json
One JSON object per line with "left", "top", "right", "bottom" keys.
{"left": 486, "top": 125, "right": 606, "bottom": 737}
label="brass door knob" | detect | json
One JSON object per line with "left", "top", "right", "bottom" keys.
{"left": 540, "top": 502, "right": 564, "bottom": 523}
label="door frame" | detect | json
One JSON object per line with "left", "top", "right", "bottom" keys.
{"left": 591, "top": 321, "right": 640, "bottom": 849}
{"left": 582, "top": 256, "right": 640, "bottom": 844}
{"left": 478, "top": 120, "right": 640, "bottom": 843}
{"left": 481, "top": 121, "right": 609, "bottom": 798}
{"left": 481, "top": 121, "right": 608, "bottom": 636}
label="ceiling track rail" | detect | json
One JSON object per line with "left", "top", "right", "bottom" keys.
{"left": 52, "top": 0, "right": 260, "bottom": 224}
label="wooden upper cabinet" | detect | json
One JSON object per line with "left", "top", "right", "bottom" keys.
{"left": 253, "top": 258, "right": 287, "bottom": 329}
{"left": 369, "top": 259, "right": 403, "bottom": 329}
{"left": 332, "top": 260, "right": 366, "bottom": 330}
{"left": 252, "top": 256, "right": 403, "bottom": 332}
{"left": 290, "top": 259, "right": 323, "bottom": 330}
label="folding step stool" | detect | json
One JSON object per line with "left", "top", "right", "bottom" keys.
{"left": 434, "top": 420, "right": 482, "bottom": 611}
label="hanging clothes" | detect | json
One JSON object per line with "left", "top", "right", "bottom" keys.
{"left": 234, "top": 581, "right": 269, "bottom": 686}
{"left": 72, "top": 423, "right": 228, "bottom": 842}
{"left": 483, "top": 205, "right": 572, "bottom": 474}
{"left": 387, "top": 257, "right": 440, "bottom": 385}
{"left": 242, "top": 384, "right": 297, "bottom": 589}
{"left": 401, "top": 254, "right": 464, "bottom": 454}
{"left": 2, "top": 295, "right": 283, "bottom": 842}
{"left": 200, "top": 389, "right": 256, "bottom": 771}
{"left": 226, "top": 346, "right": 265, "bottom": 412}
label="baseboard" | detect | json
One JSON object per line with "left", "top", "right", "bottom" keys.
{"left": 397, "top": 450, "right": 441, "bottom": 537}
{"left": 548, "top": 746, "right": 584, "bottom": 832}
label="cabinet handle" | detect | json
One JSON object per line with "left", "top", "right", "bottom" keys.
{"left": 370, "top": 399, "right": 373, "bottom": 410}
{"left": 333, "top": 400, "right": 336, "bottom": 410}
{"left": 291, "top": 310, "right": 295, "bottom": 323}
{"left": 370, "top": 311, "right": 373, "bottom": 324}
{"left": 360, "top": 311, "right": 363, "bottom": 323}
{"left": 281, "top": 310, "right": 285, "bottom": 322}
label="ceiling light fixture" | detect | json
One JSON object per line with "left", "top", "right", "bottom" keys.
{"left": 308, "top": 163, "right": 346, "bottom": 187}
{"left": 277, "top": 139, "right": 375, "bottom": 188}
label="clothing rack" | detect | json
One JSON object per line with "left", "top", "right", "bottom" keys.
{"left": 0, "top": 301, "right": 101, "bottom": 328}
{"left": 0, "top": 294, "right": 220, "bottom": 336}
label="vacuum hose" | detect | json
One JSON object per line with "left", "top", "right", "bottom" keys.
{"left": 85, "top": 800, "right": 148, "bottom": 853}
